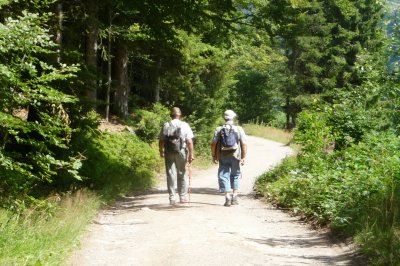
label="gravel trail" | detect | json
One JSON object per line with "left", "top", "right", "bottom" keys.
{"left": 68, "top": 136, "right": 363, "bottom": 266}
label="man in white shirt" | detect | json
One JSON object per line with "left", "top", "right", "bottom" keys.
{"left": 159, "top": 107, "right": 194, "bottom": 205}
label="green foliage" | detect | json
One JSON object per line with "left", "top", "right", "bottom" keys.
{"left": 230, "top": 69, "right": 278, "bottom": 123}
{"left": 157, "top": 31, "right": 233, "bottom": 157}
{"left": 162, "top": 31, "right": 232, "bottom": 115}
{"left": 268, "top": 111, "right": 287, "bottom": 129}
{"left": 250, "top": 0, "right": 386, "bottom": 129}
{"left": 0, "top": 11, "right": 82, "bottom": 202}
{"left": 329, "top": 93, "right": 378, "bottom": 149}
{"left": 225, "top": 17, "right": 287, "bottom": 124}
{"left": 386, "top": 7, "right": 400, "bottom": 134}
{"left": 78, "top": 132, "right": 158, "bottom": 197}
{"left": 187, "top": 115, "right": 216, "bottom": 160}
{"left": 133, "top": 103, "right": 169, "bottom": 143}
{"left": 254, "top": 3, "right": 398, "bottom": 261}
{"left": 327, "top": 49, "right": 390, "bottom": 149}
{"left": 294, "top": 106, "right": 335, "bottom": 154}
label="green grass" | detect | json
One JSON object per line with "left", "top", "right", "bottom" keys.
{"left": 0, "top": 190, "right": 101, "bottom": 265}
{"left": 243, "top": 123, "right": 294, "bottom": 145}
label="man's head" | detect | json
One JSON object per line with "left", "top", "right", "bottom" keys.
{"left": 170, "top": 107, "right": 182, "bottom": 119}
{"left": 224, "top": 110, "right": 236, "bottom": 121}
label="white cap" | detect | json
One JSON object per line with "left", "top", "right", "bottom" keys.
{"left": 224, "top": 110, "right": 236, "bottom": 121}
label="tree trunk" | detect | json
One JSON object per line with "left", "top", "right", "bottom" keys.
{"left": 114, "top": 39, "right": 129, "bottom": 117}
{"left": 55, "top": 1, "right": 63, "bottom": 64}
{"left": 105, "top": 9, "right": 112, "bottom": 121}
{"left": 154, "top": 58, "right": 162, "bottom": 102}
{"left": 84, "top": 0, "right": 99, "bottom": 106}
{"left": 285, "top": 96, "right": 291, "bottom": 130}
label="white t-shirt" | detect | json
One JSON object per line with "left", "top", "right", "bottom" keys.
{"left": 159, "top": 119, "right": 194, "bottom": 141}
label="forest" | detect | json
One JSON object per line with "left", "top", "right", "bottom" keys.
{"left": 0, "top": 0, "right": 399, "bottom": 265}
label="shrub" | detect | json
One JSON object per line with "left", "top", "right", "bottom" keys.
{"left": 268, "top": 111, "right": 287, "bottom": 129}
{"left": 79, "top": 132, "right": 159, "bottom": 197}
{"left": 294, "top": 108, "right": 335, "bottom": 155}
{"left": 133, "top": 103, "right": 170, "bottom": 143}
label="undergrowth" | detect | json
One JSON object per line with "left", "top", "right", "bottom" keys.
{"left": 76, "top": 131, "right": 159, "bottom": 200}
{"left": 0, "top": 190, "right": 101, "bottom": 265}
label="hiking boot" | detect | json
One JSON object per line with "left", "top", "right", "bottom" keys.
{"left": 170, "top": 199, "right": 176, "bottom": 206}
{"left": 179, "top": 197, "right": 188, "bottom": 203}
{"left": 224, "top": 198, "right": 231, "bottom": 207}
{"left": 231, "top": 195, "right": 239, "bottom": 205}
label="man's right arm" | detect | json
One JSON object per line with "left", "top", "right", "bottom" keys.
{"left": 211, "top": 141, "right": 219, "bottom": 164}
{"left": 211, "top": 129, "right": 219, "bottom": 164}
{"left": 159, "top": 139, "right": 165, "bottom": 158}
{"left": 159, "top": 124, "right": 165, "bottom": 158}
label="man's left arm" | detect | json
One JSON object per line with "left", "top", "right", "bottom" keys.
{"left": 186, "top": 138, "right": 194, "bottom": 164}
{"left": 239, "top": 127, "right": 247, "bottom": 165}
{"left": 185, "top": 123, "right": 195, "bottom": 164}
{"left": 240, "top": 141, "right": 247, "bottom": 166}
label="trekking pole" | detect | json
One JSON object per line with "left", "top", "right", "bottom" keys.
{"left": 188, "top": 162, "right": 192, "bottom": 204}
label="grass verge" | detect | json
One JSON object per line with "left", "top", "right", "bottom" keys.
{"left": 243, "top": 123, "right": 294, "bottom": 145}
{"left": 0, "top": 190, "right": 101, "bottom": 265}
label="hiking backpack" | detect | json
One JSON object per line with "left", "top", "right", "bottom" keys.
{"left": 164, "top": 122, "right": 184, "bottom": 153}
{"left": 219, "top": 125, "right": 239, "bottom": 151}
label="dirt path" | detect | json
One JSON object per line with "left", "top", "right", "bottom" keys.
{"left": 68, "top": 136, "right": 362, "bottom": 266}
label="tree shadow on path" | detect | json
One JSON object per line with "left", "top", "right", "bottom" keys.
{"left": 107, "top": 186, "right": 224, "bottom": 212}
{"left": 246, "top": 235, "right": 366, "bottom": 265}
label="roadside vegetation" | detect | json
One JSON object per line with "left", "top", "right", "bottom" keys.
{"left": 243, "top": 123, "right": 293, "bottom": 146}
{"left": 0, "top": 125, "right": 159, "bottom": 264}
{"left": 0, "top": 191, "right": 100, "bottom": 265}
{"left": 256, "top": 108, "right": 400, "bottom": 265}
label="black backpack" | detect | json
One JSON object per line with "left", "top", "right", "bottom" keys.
{"left": 164, "top": 122, "right": 183, "bottom": 153}
{"left": 219, "top": 125, "right": 239, "bottom": 151}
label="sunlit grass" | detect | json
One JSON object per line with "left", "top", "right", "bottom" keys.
{"left": 243, "top": 123, "right": 293, "bottom": 145}
{"left": 0, "top": 190, "right": 101, "bottom": 265}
